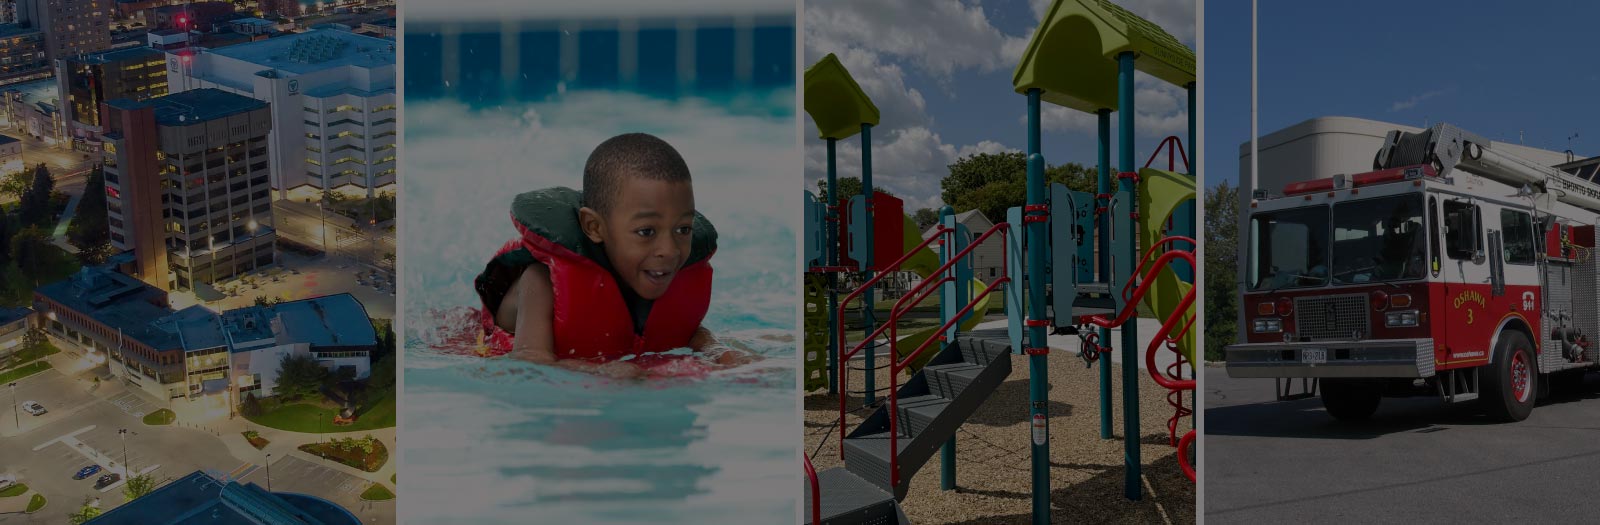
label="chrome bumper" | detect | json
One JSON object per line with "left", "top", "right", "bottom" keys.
{"left": 1225, "top": 338, "right": 1435, "bottom": 378}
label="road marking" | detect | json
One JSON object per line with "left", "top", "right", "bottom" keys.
{"left": 96, "top": 464, "right": 161, "bottom": 493}
{"left": 33, "top": 425, "right": 95, "bottom": 451}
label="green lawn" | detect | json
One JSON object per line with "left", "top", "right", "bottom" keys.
{"left": 0, "top": 483, "right": 27, "bottom": 497}
{"left": 2, "top": 340, "right": 58, "bottom": 371}
{"left": 25, "top": 493, "right": 43, "bottom": 512}
{"left": 244, "top": 391, "right": 395, "bottom": 433}
{"left": 360, "top": 483, "right": 394, "bottom": 501}
{"left": 142, "top": 409, "right": 175, "bottom": 425}
{"left": 0, "top": 361, "right": 50, "bottom": 384}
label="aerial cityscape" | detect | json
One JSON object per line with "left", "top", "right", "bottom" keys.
{"left": 0, "top": 1, "right": 397, "bottom": 523}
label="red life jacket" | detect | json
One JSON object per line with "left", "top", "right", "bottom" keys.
{"left": 475, "top": 188, "right": 717, "bottom": 362}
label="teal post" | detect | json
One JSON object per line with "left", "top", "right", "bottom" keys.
{"left": 1025, "top": 89, "right": 1051, "bottom": 525}
{"left": 861, "top": 123, "right": 876, "bottom": 405}
{"left": 1117, "top": 51, "right": 1142, "bottom": 501}
{"left": 939, "top": 205, "right": 957, "bottom": 491}
{"left": 1186, "top": 82, "right": 1197, "bottom": 417}
{"left": 1172, "top": 82, "right": 1196, "bottom": 281}
{"left": 1096, "top": 109, "right": 1113, "bottom": 440}
{"left": 826, "top": 138, "right": 839, "bottom": 395}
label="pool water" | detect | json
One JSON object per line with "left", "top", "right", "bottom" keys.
{"left": 401, "top": 90, "right": 799, "bottom": 524}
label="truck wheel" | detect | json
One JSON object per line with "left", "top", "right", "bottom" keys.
{"left": 1482, "top": 331, "right": 1536, "bottom": 421}
{"left": 1321, "top": 379, "right": 1381, "bottom": 420}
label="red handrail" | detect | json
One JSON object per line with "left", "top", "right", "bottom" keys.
{"left": 1121, "top": 235, "right": 1196, "bottom": 304}
{"left": 836, "top": 226, "right": 952, "bottom": 456}
{"left": 1176, "top": 429, "right": 1196, "bottom": 481}
{"left": 1143, "top": 136, "right": 1192, "bottom": 173}
{"left": 882, "top": 222, "right": 1011, "bottom": 489}
{"left": 804, "top": 456, "right": 821, "bottom": 525}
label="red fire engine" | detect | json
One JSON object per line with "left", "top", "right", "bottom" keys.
{"left": 1228, "top": 123, "right": 1600, "bottom": 421}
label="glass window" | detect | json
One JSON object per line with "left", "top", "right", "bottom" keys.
{"left": 1332, "top": 194, "right": 1426, "bottom": 284}
{"left": 1501, "top": 210, "right": 1535, "bottom": 264}
{"left": 1249, "top": 205, "right": 1329, "bottom": 290}
{"left": 1443, "top": 200, "right": 1479, "bottom": 260}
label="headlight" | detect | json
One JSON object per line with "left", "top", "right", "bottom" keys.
{"left": 1385, "top": 310, "right": 1420, "bottom": 327}
{"left": 1253, "top": 318, "right": 1282, "bottom": 333}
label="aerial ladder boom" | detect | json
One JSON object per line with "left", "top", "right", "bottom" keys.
{"left": 1375, "top": 123, "right": 1600, "bottom": 212}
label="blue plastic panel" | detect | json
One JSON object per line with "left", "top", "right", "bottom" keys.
{"left": 1007, "top": 206, "right": 1026, "bottom": 354}
{"left": 1050, "top": 184, "right": 1097, "bottom": 328}
{"left": 804, "top": 191, "right": 823, "bottom": 268}
{"left": 1109, "top": 192, "right": 1134, "bottom": 313}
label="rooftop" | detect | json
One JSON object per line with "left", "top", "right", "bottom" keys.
{"left": 106, "top": 88, "right": 267, "bottom": 126}
{"left": 2, "top": 77, "right": 57, "bottom": 105}
{"left": 205, "top": 28, "right": 393, "bottom": 75}
{"left": 0, "top": 134, "right": 18, "bottom": 146}
{"left": 71, "top": 46, "right": 166, "bottom": 65}
{"left": 0, "top": 306, "right": 29, "bottom": 326}
{"left": 0, "top": 23, "right": 41, "bottom": 39}
{"left": 35, "top": 267, "right": 183, "bottom": 351}
{"left": 224, "top": 293, "right": 375, "bottom": 350}
{"left": 85, "top": 470, "right": 359, "bottom": 525}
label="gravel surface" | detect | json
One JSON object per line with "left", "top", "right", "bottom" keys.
{"left": 808, "top": 353, "right": 1195, "bottom": 524}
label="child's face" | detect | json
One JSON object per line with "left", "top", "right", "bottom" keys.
{"left": 581, "top": 175, "right": 697, "bottom": 300}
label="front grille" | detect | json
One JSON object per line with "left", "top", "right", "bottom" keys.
{"left": 1294, "top": 294, "right": 1370, "bottom": 341}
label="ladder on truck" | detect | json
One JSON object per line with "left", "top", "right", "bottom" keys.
{"left": 1376, "top": 123, "right": 1600, "bottom": 211}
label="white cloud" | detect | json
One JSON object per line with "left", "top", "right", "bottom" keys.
{"left": 1390, "top": 90, "right": 1444, "bottom": 112}
{"left": 807, "top": 0, "right": 1033, "bottom": 79}
{"left": 1027, "top": 71, "right": 1190, "bottom": 137}
{"left": 804, "top": 126, "right": 1019, "bottom": 212}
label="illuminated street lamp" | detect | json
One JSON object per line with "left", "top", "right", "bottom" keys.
{"left": 8, "top": 382, "right": 17, "bottom": 432}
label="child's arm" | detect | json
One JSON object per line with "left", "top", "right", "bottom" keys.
{"left": 505, "top": 264, "right": 642, "bottom": 379}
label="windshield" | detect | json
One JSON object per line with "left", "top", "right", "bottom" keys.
{"left": 1249, "top": 205, "right": 1329, "bottom": 290}
{"left": 1331, "top": 195, "right": 1426, "bottom": 284}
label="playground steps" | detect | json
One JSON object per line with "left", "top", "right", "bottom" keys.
{"left": 807, "top": 467, "right": 910, "bottom": 525}
{"left": 842, "top": 329, "right": 1013, "bottom": 500}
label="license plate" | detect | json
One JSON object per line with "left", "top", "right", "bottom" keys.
{"left": 1302, "top": 348, "right": 1327, "bottom": 364}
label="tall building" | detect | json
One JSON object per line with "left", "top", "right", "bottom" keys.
{"left": 166, "top": 29, "right": 396, "bottom": 200}
{"left": 0, "top": 23, "right": 47, "bottom": 85}
{"left": 101, "top": 88, "right": 276, "bottom": 291}
{"left": 16, "top": 0, "right": 112, "bottom": 62}
{"left": 57, "top": 46, "right": 169, "bottom": 144}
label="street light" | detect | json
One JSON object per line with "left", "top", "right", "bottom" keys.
{"left": 8, "top": 382, "right": 17, "bottom": 432}
{"left": 265, "top": 452, "right": 272, "bottom": 491}
{"left": 316, "top": 201, "right": 328, "bottom": 254}
{"left": 118, "top": 428, "right": 131, "bottom": 478}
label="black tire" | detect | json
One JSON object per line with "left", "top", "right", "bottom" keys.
{"left": 1321, "top": 378, "right": 1381, "bottom": 420}
{"left": 1482, "top": 331, "right": 1536, "bottom": 421}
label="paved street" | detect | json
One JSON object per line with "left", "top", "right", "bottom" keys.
{"left": 238, "top": 455, "right": 394, "bottom": 525}
{"left": 1204, "top": 366, "right": 1600, "bottom": 522}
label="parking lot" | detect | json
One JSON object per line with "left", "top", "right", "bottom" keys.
{"left": 0, "top": 369, "right": 99, "bottom": 437}
{"left": 238, "top": 455, "right": 394, "bottom": 524}
{"left": 1204, "top": 366, "right": 1600, "bottom": 522}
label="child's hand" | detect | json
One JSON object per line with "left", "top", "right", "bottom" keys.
{"left": 708, "top": 347, "right": 758, "bottom": 368}
{"left": 596, "top": 360, "right": 644, "bottom": 380}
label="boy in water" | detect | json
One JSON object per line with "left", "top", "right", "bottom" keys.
{"left": 475, "top": 133, "right": 753, "bottom": 378}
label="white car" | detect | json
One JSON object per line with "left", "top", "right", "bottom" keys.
{"left": 0, "top": 474, "right": 15, "bottom": 491}
{"left": 20, "top": 401, "right": 45, "bottom": 416}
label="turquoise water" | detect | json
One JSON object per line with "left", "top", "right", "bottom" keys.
{"left": 400, "top": 90, "right": 798, "bottom": 524}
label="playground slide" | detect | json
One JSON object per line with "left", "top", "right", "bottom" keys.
{"left": 891, "top": 214, "right": 994, "bottom": 369}
{"left": 1137, "top": 168, "right": 1197, "bottom": 362}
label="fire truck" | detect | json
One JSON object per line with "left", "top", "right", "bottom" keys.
{"left": 1227, "top": 123, "right": 1600, "bottom": 421}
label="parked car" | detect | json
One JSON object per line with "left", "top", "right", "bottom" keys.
{"left": 73, "top": 465, "right": 100, "bottom": 480}
{"left": 94, "top": 473, "right": 120, "bottom": 489}
{"left": 21, "top": 401, "right": 45, "bottom": 416}
{"left": 0, "top": 474, "right": 16, "bottom": 491}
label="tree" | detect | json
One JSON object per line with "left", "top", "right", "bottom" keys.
{"left": 368, "top": 352, "right": 396, "bottom": 392}
{"left": 68, "top": 165, "right": 109, "bottom": 253}
{"left": 1204, "top": 181, "right": 1240, "bottom": 362}
{"left": 0, "top": 171, "right": 27, "bottom": 201}
{"left": 273, "top": 353, "right": 329, "bottom": 401}
{"left": 18, "top": 164, "right": 53, "bottom": 227}
{"left": 912, "top": 208, "right": 940, "bottom": 230}
{"left": 940, "top": 152, "right": 1099, "bottom": 221}
{"left": 67, "top": 497, "right": 101, "bottom": 524}
{"left": 0, "top": 214, "right": 11, "bottom": 266}
{"left": 815, "top": 176, "right": 893, "bottom": 204}
{"left": 122, "top": 474, "right": 155, "bottom": 501}
{"left": 240, "top": 391, "right": 263, "bottom": 417}
{"left": 10, "top": 226, "right": 50, "bottom": 281}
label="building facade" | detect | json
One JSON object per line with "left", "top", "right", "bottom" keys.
{"left": 101, "top": 88, "right": 276, "bottom": 291}
{"left": 16, "top": 0, "right": 113, "bottom": 62}
{"left": 33, "top": 267, "right": 190, "bottom": 400}
{"left": 0, "top": 306, "right": 30, "bottom": 360}
{"left": 57, "top": 46, "right": 169, "bottom": 145}
{"left": 166, "top": 29, "right": 396, "bottom": 200}
{"left": 0, "top": 24, "right": 46, "bottom": 86}
{"left": 0, "top": 77, "right": 62, "bottom": 143}
{"left": 0, "top": 133, "right": 19, "bottom": 173}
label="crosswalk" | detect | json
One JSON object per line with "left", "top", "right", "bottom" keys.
{"left": 106, "top": 391, "right": 155, "bottom": 419}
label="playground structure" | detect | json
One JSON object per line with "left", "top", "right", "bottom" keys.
{"left": 801, "top": 1, "right": 1197, "bottom": 523}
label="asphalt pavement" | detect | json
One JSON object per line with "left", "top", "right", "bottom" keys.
{"left": 1204, "top": 366, "right": 1600, "bottom": 522}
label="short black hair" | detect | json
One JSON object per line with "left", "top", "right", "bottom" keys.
{"left": 582, "top": 132, "right": 692, "bottom": 215}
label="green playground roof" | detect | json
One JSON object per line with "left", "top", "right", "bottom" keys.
{"left": 804, "top": 53, "right": 880, "bottom": 141}
{"left": 1013, "top": 0, "right": 1195, "bottom": 114}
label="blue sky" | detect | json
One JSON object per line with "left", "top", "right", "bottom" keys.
{"left": 805, "top": 0, "right": 1196, "bottom": 212}
{"left": 1206, "top": 1, "right": 1600, "bottom": 189}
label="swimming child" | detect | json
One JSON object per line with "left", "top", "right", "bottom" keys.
{"left": 474, "top": 133, "right": 755, "bottom": 379}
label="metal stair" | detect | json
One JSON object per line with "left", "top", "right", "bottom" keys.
{"left": 808, "top": 329, "right": 1013, "bottom": 523}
